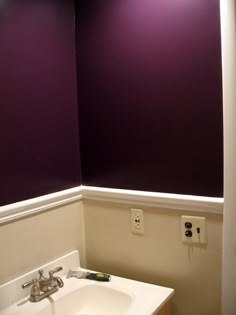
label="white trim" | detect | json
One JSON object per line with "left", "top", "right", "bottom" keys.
{"left": 220, "top": 0, "right": 236, "bottom": 313}
{"left": 0, "top": 186, "right": 223, "bottom": 225}
{"left": 0, "top": 186, "right": 83, "bottom": 225}
{"left": 82, "top": 186, "right": 224, "bottom": 214}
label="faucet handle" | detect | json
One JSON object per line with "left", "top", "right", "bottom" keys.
{"left": 49, "top": 266, "right": 63, "bottom": 277}
{"left": 22, "top": 279, "right": 37, "bottom": 289}
{"left": 22, "top": 279, "right": 40, "bottom": 298}
{"left": 48, "top": 267, "right": 64, "bottom": 288}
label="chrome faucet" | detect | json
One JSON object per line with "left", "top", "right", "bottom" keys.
{"left": 22, "top": 267, "right": 64, "bottom": 302}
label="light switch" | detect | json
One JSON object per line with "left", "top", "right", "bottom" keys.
{"left": 181, "top": 215, "right": 207, "bottom": 244}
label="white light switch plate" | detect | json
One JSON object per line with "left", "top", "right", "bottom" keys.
{"left": 181, "top": 215, "right": 207, "bottom": 244}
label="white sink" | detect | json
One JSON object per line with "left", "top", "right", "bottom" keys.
{"left": 0, "top": 251, "right": 174, "bottom": 315}
{"left": 37, "top": 284, "right": 132, "bottom": 315}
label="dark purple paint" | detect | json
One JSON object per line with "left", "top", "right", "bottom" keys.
{"left": 0, "top": 0, "right": 81, "bottom": 206}
{"left": 76, "top": 0, "right": 223, "bottom": 197}
{"left": 0, "top": 0, "right": 223, "bottom": 206}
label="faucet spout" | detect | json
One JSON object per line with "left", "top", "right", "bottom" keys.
{"left": 22, "top": 266, "right": 63, "bottom": 302}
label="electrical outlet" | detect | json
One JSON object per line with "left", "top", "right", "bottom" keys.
{"left": 181, "top": 215, "right": 207, "bottom": 244}
{"left": 131, "top": 208, "right": 144, "bottom": 235}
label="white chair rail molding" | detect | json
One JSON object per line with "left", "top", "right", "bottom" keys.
{"left": 0, "top": 185, "right": 224, "bottom": 225}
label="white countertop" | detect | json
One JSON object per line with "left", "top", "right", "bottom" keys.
{"left": 0, "top": 251, "right": 174, "bottom": 315}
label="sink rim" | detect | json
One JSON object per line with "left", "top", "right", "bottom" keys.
{"left": 0, "top": 251, "right": 174, "bottom": 315}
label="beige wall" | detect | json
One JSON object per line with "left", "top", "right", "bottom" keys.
{"left": 0, "top": 198, "right": 223, "bottom": 315}
{"left": 0, "top": 201, "right": 86, "bottom": 284}
{"left": 84, "top": 200, "right": 222, "bottom": 315}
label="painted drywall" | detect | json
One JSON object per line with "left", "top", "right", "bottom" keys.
{"left": 76, "top": 0, "right": 223, "bottom": 197}
{"left": 220, "top": 0, "right": 236, "bottom": 314}
{"left": 0, "top": 195, "right": 223, "bottom": 314}
{"left": 0, "top": 0, "right": 81, "bottom": 206}
{"left": 0, "top": 201, "right": 86, "bottom": 284}
{"left": 84, "top": 200, "right": 222, "bottom": 315}
{"left": 0, "top": 0, "right": 224, "bottom": 207}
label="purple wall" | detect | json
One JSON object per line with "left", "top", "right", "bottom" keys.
{"left": 0, "top": 0, "right": 81, "bottom": 206}
{"left": 76, "top": 0, "right": 223, "bottom": 197}
{"left": 0, "top": 0, "right": 223, "bottom": 206}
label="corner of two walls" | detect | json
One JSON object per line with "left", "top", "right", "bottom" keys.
{"left": 0, "top": 0, "right": 224, "bottom": 314}
{"left": 0, "top": 195, "right": 223, "bottom": 315}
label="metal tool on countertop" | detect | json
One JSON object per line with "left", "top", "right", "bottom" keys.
{"left": 67, "top": 269, "right": 111, "bottom": 282}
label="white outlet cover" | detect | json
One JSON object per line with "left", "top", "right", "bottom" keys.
{"left": 131, "top": 208, "right": 144, "bottom": 235}
{"left": 181, "top": 215, "right": 207, "bottom": 244}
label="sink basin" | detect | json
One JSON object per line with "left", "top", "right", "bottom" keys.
{"left": 0, "top": 251, "right": 174, "bottom": 315}
{"left": 37, "top": 284, "right": 132, "bottom": 315}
